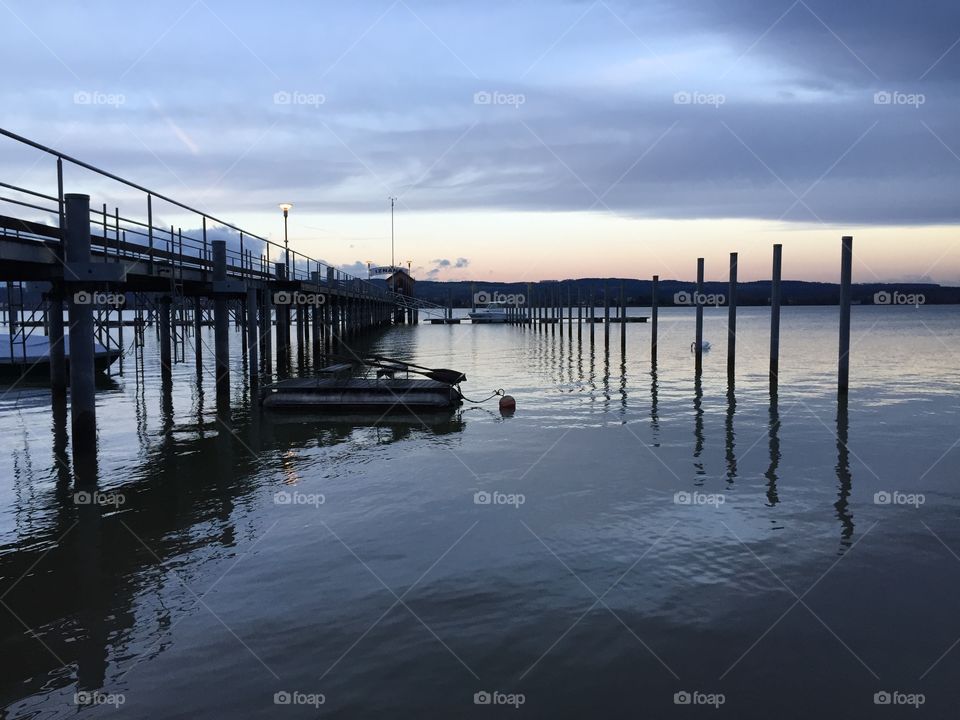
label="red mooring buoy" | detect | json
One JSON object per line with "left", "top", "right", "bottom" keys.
{"left": 499, "top": 395, "right": 516, "bottom": 413}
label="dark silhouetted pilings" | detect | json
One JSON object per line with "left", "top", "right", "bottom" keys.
{"left": 838, "top": 235, "right": 853, "bottom": 396}
{"left": 770, "top": 243, "right": 782, "bottom": 391}
{"left": 695, "top": 258, "right": 704, "bottom": 374}
{"left": 48, "top": 287, "right": 66, "bottom": 397}
{"left": 213, "top": 241, "right": 230, "bottom": 412}
{"left": 651, "top": 275, "right": 658, "bottom": 365}
{"left": 64, "top": 193, "right": 97, "bottom": 481}
{"left": 246, "top": 288, "right": 259, "bottom": 386}
{"left": 728, "top": 252, "right": 737, "bottom": 382}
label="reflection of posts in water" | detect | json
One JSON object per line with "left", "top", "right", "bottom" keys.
{"left": 765, "top": 394, "right": 780, "bottom": 506}
{"left": 161, "top": 372, "right": 175, "bottom": 438}
{"left": 650, "top": 366, "right": 660, "bottom": 443}
{"left": 602, "top": 338, "right": 611, "bottom": 411}
{"left": 619, "top": 334, "right": 628, "bottom": 415}
{"left": 52, "top": 395, "right": 71, "bottom": 485}
{"left": 725, "top": 386, "right": 737, "bottom": 483}
{"left": 75, "top": 503, "right": 108, "bottom": 693}
{"left": 693, "top": 373, "right": 704, "bottom": 467}
{"left": 835, "top": 396, "right": 854, "bottom": 544}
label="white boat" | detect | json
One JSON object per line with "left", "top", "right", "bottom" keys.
{"left": 0, "top": 334, "right": 119, "bottom": 378}
{"left": 468, "top": 302, "right": 509, "bottom": 324}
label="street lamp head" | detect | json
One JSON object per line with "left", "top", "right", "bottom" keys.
{"left": 279, "top": 202, "right": 293, "bottom": 216}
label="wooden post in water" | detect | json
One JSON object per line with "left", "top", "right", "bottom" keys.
{"left": 213, "top": 240, "right": 231, "bottom": 412}
{"left": 838, "top": 235, "right": 853, "bottom": 395}
{"left": 246, "top": 288, "right": 259, "bottom": 386}
{"left": 651, "top": 275, "right": 659, "bottom": 365}
{"left": 589, "top": 290, "right": 595, "bottom": 344}
{"left": 727, "top": 252, "right": 738, "bottom": 383}
{"left": 577, "top": 285, "right": 582, "bottom": 342}
{"left": 770, "top": 243, "right": 782, "bottom": 391}
{"left": 619, "top": 282, "right": 626, "bottom": 349}
{"left": 603, "top": 285, "right": 610, "bottom": 348}
{"left": 695, "top": 258, "right": 704, "bottom": 374}
{"left": 64, "top": 194, "right": 97, "bottom": 480}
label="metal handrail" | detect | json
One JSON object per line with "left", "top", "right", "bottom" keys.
{"left": 0, "top": 127, "right": 395, "bottom": 298}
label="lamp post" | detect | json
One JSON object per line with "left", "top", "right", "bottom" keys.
{"left": 279, "top": 203, "right": 292, "bottom": 277}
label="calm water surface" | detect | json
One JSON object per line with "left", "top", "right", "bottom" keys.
{"left": 1, "top": 306, "right": 959, "bottom": 718}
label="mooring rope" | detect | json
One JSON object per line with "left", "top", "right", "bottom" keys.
{"left": 457, "top": 386, "right": 505, "bottom": 404}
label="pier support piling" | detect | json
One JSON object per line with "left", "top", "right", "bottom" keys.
{"left": 728, "top": 253, "right": 737, "bottom": 383}
{"left": 770, "top": 244, "right": 782, "bottom": 391}
{"left": 838, "top": 236, "right": 853, "bottom": 396}
{"left": 64, "top": 193, "right": 97, "bottom": 481}
{"left": 651, "top": 275, "right": 659, "bottom": 365}
{"left": 213, "top": 241, "right": 231, "bottom": 413}
{"left": 695, "top": 258, "right": 704, "bottom": 374}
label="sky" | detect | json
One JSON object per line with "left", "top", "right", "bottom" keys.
{"left": 2, "top": 0, "right": 960, "bottom": 284}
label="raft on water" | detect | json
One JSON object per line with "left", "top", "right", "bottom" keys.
{"left": 260, "top": 377, "right": 463, "bottom": 410}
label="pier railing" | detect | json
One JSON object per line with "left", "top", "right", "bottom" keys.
{"left": 0, "top": 128, "right": 394, "bottom": 298}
